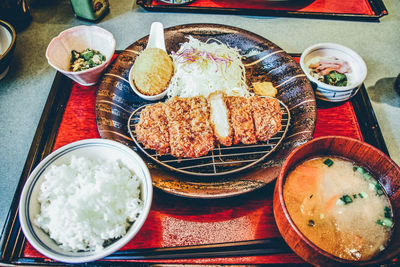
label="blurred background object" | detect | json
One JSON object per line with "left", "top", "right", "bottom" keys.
{"left": 0, "top": 20, "right": 16, "bottom": 80}
{"left": 0, "top": 0, "right": 31, "bottom": 32}
{"left": 70, "top": 0, "right": 110, "bottom": 21}
{"left": 395, "top": 74, "right": 400, "bottom": 95}
{"left": 159, "top": 0, "right": 196, "bottom": 4}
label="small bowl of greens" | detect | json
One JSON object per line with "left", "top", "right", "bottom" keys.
{"left": 46, "top": 25, "right": 115, "bottom": 86}
{"left": 300, "top": 43, "right": 367, "bottom": 102}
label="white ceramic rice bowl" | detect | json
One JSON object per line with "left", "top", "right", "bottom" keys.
{"left": 18, "top": 139, "right": 152, "bottom": 263}
{"left": 46, "top": 25, "right": 116, "bottom": 86}
{"left": 300, "top": 43, "right": 367, "bottom": 102}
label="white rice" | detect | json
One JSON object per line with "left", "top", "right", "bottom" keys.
{"left": 34, "top": 156, "right": 143, "bottom": 252}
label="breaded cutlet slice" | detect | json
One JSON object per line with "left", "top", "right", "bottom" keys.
{"left": 135, "top": 102, "right": 170, "bottom": 155}
{"left": 251, "top": 96, "right": 283, "bottom": 142}
{"left": 165, "top": 96, "right": 214, "bottom": 158}
{"left": 208, "top": 91, "right": 233, "bottom": 147}
{"left": 226, "top": 96, "right": 256, "bottom": 145}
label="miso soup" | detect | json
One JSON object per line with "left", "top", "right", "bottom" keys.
{"left": 283, "top": 156, "right": 393, "bottom": 261}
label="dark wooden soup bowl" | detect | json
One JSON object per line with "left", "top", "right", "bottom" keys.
{"left": 273, "top": 136, "right": 400, "bottom": 266}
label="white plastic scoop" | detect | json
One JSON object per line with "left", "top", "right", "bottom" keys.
{"left": 128, "top": 22, "right": 169, "bottom": 101}
{"left": 146, "top": 22, "right": 166, "bottom": 51}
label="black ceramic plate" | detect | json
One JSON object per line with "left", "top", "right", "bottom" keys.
{"left": 95, "top": 23, "right": 316, "bottom": 198}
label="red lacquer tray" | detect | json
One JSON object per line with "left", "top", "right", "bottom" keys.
{"left": 0, "top": 54, "right": 391, "bottom": 265}
{"left": 137, "top": 0, "right": 388, "bottom": 21}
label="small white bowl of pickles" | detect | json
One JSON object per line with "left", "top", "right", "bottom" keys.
{"left": 300, "top": 43, "right": 367, "bottom": 102}
{"left": 46, "top": 25, "right": 116, "bottom": 86}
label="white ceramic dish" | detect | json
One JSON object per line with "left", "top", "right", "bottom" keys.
{"left": 18, "top": 139, "right": 152, "bottom": 263}
{"left": 0, "top": 20, "right": 16, "bottom": 80}
{"left": 300, "top": 43, "right": 367, "bottom": 102}
{"left": 128, "top": 22, "right": 169, "bottom": 101}
{"left": 46, "top": 25, "right": 116, "bottom": 86}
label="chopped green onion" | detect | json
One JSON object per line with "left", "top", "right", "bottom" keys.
{"left": 353, "top": 166, "right": 373, "bottom": 180}
{"left": 353, "top": 194, "right": 357, "bottom": 199}
{"left": 340, "top": 195, "right": 353, "bottom": 204}
{"left": 384, "top": 218, "right": 392, "bottom": 227}
{"left": 336, "top": 199, "right": 345, "bottom": 206}
{"left": 354, "top": 166, "right": 366, "bottom": 175}
{"left": 363, "top": 172, "right": 372, "bottom": 180}
{"left": 359, "top": 192, "right": 368, "bottom": 199}
{"left": 376, "top": 184, "right": 384, "bottom": 196}
{"left": 384, "top": 206, "right": 392, "bottom": 218}
{"left": 369, "top": 183, "right": 376, "bottom": 191}
{"left": 383, "top": 218, "right": 393, "bottom": 227}
{"left": 377, "top": 218, "right": 393, "bottom": 228}
{"left": 370, "top": 179, "right": 378, "bottom": 186}
{"left": 323, "top": 158, "right": 334, "bottom": 167}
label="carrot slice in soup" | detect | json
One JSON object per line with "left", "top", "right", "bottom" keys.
{"left": 325, "top": 194, "right": 340, "bottom": 212}
{"left": 291, "top": 165, "right": 322, "bottom": 193}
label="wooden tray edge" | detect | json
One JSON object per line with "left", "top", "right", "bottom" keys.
{"left": 136, "top": 0, "right": 388, "bottom": 22}
{"left": 0, "top": 53, "right": 389, "bottom": 265}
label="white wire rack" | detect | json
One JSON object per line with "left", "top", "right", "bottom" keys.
{"left": 128, "top": 99, "right": 290, "bottom": 176}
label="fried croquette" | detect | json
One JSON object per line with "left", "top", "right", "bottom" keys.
{"left": 131, "top": 48, "right": 174, "bottom": 96}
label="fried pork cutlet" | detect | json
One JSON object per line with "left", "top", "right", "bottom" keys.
{"left": 251, "top": 96, "right": 283, "bottom": 142}
{"left": 208, "top": 92, "right": 232, "bottom": 147}
{"left": 135, "top": 102, "right": 170, "bottom": 155}
{"left": 226, "top": 96, "right": 256, "bottom": 145}
{"left": 135, "top": 95, "right": 284, "bottom": 158}
{"left": 165, "top": 96, "right": 214, "bottom": 158}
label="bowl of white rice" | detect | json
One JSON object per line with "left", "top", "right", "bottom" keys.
{"left": 18, "top": 139, "right": 152, "bottom": 263}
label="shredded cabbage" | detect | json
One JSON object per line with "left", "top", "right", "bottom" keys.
{"left": 167, "top": 36, "right": 250, "bottom": 98}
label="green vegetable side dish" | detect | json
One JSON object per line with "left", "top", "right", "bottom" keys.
{"left": 70, "top": 48, "right": 106, "bottom": 72}
{"left": 324, "top": 71, "right": 348, "bottom": 87}
{"left": 307, "top": 56, "right": 350, "bottom": 87}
